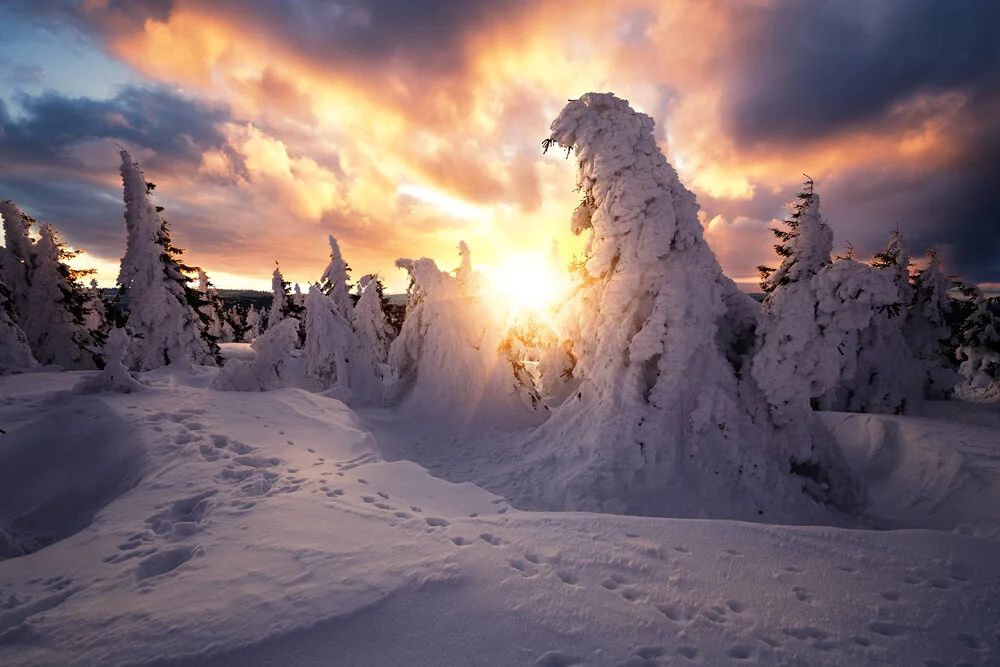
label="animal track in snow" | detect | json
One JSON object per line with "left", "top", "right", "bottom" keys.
{"left": 425, "top": 517, "right": 449, "bottom": 527}
{"left": 479, "top": 533, "right": 501, "bottom": 546}
{"left": 880, "top": 590, "right": 900, "bottom": 602}
{"left": 655, "top": 603, "right": 694, "bottom": 624}
{"left": 556, "top": 570, "right": 580, "bottom": 586}
{"left": 869, "top": 621, "right": 905, "bottom": 637}
{"left": 532, "top": 651, "right": 582, "bottom": 667}
{"left": 675, "top": 645, "right": 698, "bottom": 660}
{"left": 450, "top": 536, "right": 472, "bottom": 546}
{"left": 792, "top": 585, "right": 814, "bottom": 603}
{"left": 724, "top": 644, "right": 755, "bottom": 660}
{"left": 726, "top": 599, "right": 747, "bottom": 613}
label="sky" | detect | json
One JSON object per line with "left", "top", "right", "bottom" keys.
{"left": 0, "top": 0, "right": 997, "bottom": 292}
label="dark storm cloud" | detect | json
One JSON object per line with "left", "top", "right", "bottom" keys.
{"left": 0, "top": 85, "right": 230, "bottom": 170}
{"left": 725, "top": 0, "right": 1000, "bottom": 144}
{"left": 709, "top": 0, "right": 1000, "bottom": 282}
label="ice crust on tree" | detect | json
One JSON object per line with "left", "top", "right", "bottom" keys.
{"left": 320, "top": 235, "right": 354, "bottom": 319}
{"left": 388, "top": 255, "right": 541, "bottom": 422}
{"left": 353, "top": 274, "right": 395, "bottom": 367}
{"left": 116, "top": 151, "right": 218, "bottom": 371}
{"left": 268, "top": 267, "right": 288, "bottom": 331}
{"left": 304, "top": 285, "right": 382, "bottom": 405}
{"left": 521, "top": 93, "right": 860, "bottom": 521}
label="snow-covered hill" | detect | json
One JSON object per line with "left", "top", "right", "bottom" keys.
{"left": 1, "top": 366, "right": 999, "bottom": 666}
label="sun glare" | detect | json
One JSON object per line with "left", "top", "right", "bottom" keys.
{"left": 482, "top": 252, "right": 574, "bottom": 320}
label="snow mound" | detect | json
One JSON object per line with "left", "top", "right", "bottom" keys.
{"left": 820, "top": 411, "right": 1000, "bottom": 538}
{"left": 0, "top": 399, "right": 144, "bottom": 559}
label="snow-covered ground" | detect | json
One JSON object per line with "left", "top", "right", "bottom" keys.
{"left": 1, "top": 364, "right": 999, "bottom": 666}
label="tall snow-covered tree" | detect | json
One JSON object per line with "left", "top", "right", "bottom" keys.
{"left": 0, "top": 200, "right": 36, "bottom": 327}
{"left": 353, "top": 274, "right": 395, "bottom": 367}
{"left": 19, "top": 224, "right": 103, "bottom": 369}
{"left": 116, "top": 150, "right": 219, "bottom": 371}
{"left": 526, "top": 93, "right": 859, "bottom": 520}
{"left": 905, "top": 250, "right": 960, "bottom": 397}
{"left": 319, "top": 235, "right": 354, "bottom": 319}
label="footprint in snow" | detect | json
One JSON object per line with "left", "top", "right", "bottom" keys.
{"left": 479, "top": 533, "right": 501, "bottom": 546}
{"left": 532, "top": 651, "right": 582, "bottom": 667}
{"left": 425, "top": 517, "right": 449, "bottom": 527}
{"left": 615, "top": 646, "right": 664, "bottom": 667}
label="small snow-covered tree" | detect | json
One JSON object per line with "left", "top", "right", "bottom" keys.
{"left": 304, "top": 284, "right": 382, "bottom": 404}
{"left": 955, "top": 283, "right": 1000, "bottom": 396}
{"left": 267, "top": 265, "right": 303, "bottom": 338}
{"left": 84, "top": 279, "right": 110, "bottom": 335}
{"left": 905, "top": 250, "right": 960, "bottom": 397}
{"left": 319, "top": 235, "right": 354, "bottom": 319}
{"left": 528, "top": 93, "right": 860, "bottom": 519}
{"left": 0, "top": 280, "right": 37, "bottom": 374}
{"left": 19, "top": 224, "right": 103, "bottom": 369}
{"left": 246, "top": 305, "right": 264, "bottom": 341}
{"left": 116, "top": 151, "right": 219, "bottom": 371}
{"left": 75, "top": 327, "right": 144, "bottom": 393}
{"left": 757, "top": 179, "right": 833, "bottom": 296}
{"left": 353, "top": 274, "right": 395, "bottom": 367}
{"left": 388, "top": 256, "right": 541, "bottom": 420}
{"left": 293, "top": 283, "right": 305, "bottom": 310}
{"left": 197, "top": 269, "right": 225, "bottom": 340}
{"left": 212, "top": 317, "right": 302, "bottom": 392}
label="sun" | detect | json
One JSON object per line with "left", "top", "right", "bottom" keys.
{"left": 480, "top": 252, "right": 574, "bottom": 321}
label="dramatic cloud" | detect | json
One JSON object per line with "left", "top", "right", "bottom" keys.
{"left": 0, "top": 0, "right": 997, "bottom": 290}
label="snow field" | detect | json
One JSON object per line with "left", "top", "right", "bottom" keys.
{"left": 1, "top": 369, "right": 999, "bottom": 666}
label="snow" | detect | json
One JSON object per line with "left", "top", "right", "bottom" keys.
{"left": 1, "top": 366, "right": 999, "bottom": 666}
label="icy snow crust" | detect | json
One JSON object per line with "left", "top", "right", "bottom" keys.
{"left": 1, "top": 368, "right": 999, "bottom": 666}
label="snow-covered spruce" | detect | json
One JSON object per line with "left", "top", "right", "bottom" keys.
{"left": 388, "top": 256, "right": 541, "bottom": 422}
{"left": 0, "top": 280, "right": 37, "bottom": 374}
{"left": 304, "top": 284, "right": 382, "bottom": 405}
{"left": 246, "top": 305, "right": 264, "bottom": 341}
{"left": 197, "top": 269, "right": 225, "bottom": 341}
{"left": 212, "top": 317, "right": 303, "bottom": 392}
{"left": 521, "top": 93, "right": 860, "bottom": 521}
{"left": 116, "top": 151, "right": 219, "bottom": 371}
{"left": 905, "top": 250, "right": 961, "bottom": 398}
{"left": 319, "top": 235, "right": 354, "bottom": 320}
{"left": 757, "top": 179, "right": 832, "bottom": 295}
{"left": 17, "top": 224, "right": 102, "bottom": 369}
{"left": 353, "top": 274, "right": 395, "bottom": 367}
{"left": 83, "top": 279, "right": 109, "bottom": 336}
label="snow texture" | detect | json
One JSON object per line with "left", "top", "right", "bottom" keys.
{"left": 522, "top": 93, "right": 859, "bottom": 521}
{"left": 116, "top": 152, "right": 217, "bottom": 371}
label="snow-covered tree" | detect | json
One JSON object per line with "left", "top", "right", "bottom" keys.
{"left": 822, "top": 231, "right": 922, "bottom": 414}
{"left": 75, "top": 327, "right": 144, "bottom": 394}
{"left": 212, "top": 317, "right": 302, "bottom": 392}
{"left": 0, "top": 200, "right": 35, "bottom": 320}
{"left": 304, "top": 284, "right": 381, "bottom": 404}
{"left": 0, "top": 280, "right": 37, "bottom": 374}
{"left": 319, "top": 235, "right": 354, "bottom": 319}
{"left": 905, "top": 250, "right": 961, "bottom": 397}
{"left": 757, "top": 179, "right": 833, "bottom": 296}
{"left": 388, "top": 256, "right": 541, "bottom": 420}
{"left": 18, "top": 224, "right": 102, "bottom": 369}
{"left": 752, "top": 189, "right": 902, "bottom": 422}
{"left": 116, "top": 150, "right": 219, "bottom": 371}
{"left": 955, "top": 283, "right": 1000, "bottom": 396}
{"left": 83, "top": 279, "right": 110, "bottom": 335}
{"left": 267, "top": 265, "right": 303, "bottom": 338}
{"left": 525, "top": 93, "right": 860, "bottom": 520}
{"left": 293, "top": 283, "right": 305, "bottom": 310}
{"left": 197, "top": 269, "right": 225, "bottom": 340}
{"left": 246, "top": 305, "right": 264, "bottom": 341}
{"left": 353, "top": 274, "right": 395, "bottom": 367}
